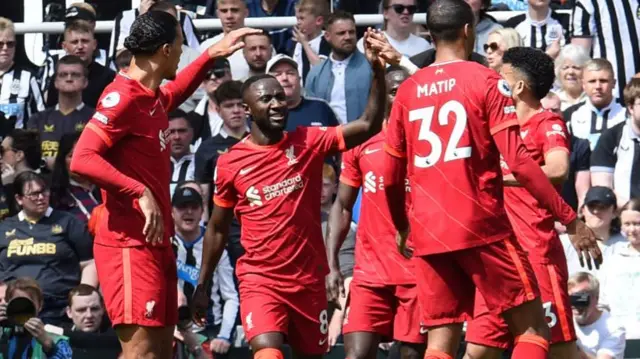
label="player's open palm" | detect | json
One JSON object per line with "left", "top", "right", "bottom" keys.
{"left": 208, "top": 27, "right": 263, "bottom": 59}
{"left": 325, "top": 269, "right": 345, "bottom": 309}
{"left": 362, "top": 28, "right": 386, "bottom": 70}
{"left": 139, "top": 188, "right": 164, "bottom": 245}
{"left": 567, "top": 219, "right": 603, "bottom": 270}
{"left": 366, "top": 30, "right": 402, "bottom": 66}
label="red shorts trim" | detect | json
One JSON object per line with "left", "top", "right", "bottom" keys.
{"left": 94, "top": 243, "right": 178, "bottom": 327}
{"left": 343, "top": 281, "right": 425, "bottom": 344}
{"left": 413, "top": 237, "right": 539, "bottom": 328}
{"left": 239, "top": 281, "right": 328, "bottom": 355}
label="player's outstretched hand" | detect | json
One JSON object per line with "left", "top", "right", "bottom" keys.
{"left": 366, "top": 30, "right": 402, "bottom": 66}
{"left": 207, "top": 27, "right": 263, "bottom": 59}
{"left": 566, "top": 219, "right": 603, "bottom": 270}
{"left": 191, "top": 284, "right": 209, "bottom": 327}
{"left": 363, "top": 28, "right": 386, "bottom": 70}
{"left": 139, "top": 188, "right": 164, "bottom": 245}
{"left": 396, "top": 227, "right": 413, "bottom": 259}
{"left": 325, "top": 269, "right": 345, "bottom": 309}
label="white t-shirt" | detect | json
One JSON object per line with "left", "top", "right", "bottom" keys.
{"left": 357, "top": 31, "right": 432, "bottom": 58}
{"left": 575, "top": 311, "right": 626, "bottom": 359}
{"left": 329, "top": 53, "right": 351, "bottom": 125}
{"left": 561, "top": 233, "right": 627, "bottom": 277}
{"left": 200, "top": 33, "right": 250, "bottom": 81}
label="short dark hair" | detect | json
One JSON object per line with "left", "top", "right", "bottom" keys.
{"left": 244, "top": 30, "right": 271, "bottom": 43}
{"left": 502, "top": 47, "right": 555, "bottom": 100}
{"left": 13, "top": 171, "right": 48, "bottom": 198}
{"left": 214, "top": 80, "right": 243, "bottom": 105}
{"left": 55, "top": 55, "right": 88, "bottom": 77}
{"left": 621, "top": 198, "right": 640, "bottom": 213}
{"left": 241, "top": 74, "right": 278, "bottom": 100}
{"left": 124, "top": 11, "right": 179, "bottom": 56}
{"left": 8, "top": 129, "right": 41, "bottom": 170}
{"left": 624, "top": 78, "right": 640, "bottom": 106}
{"left": 168, "top": 109, "right": 189, "bottom": 121}
{"left": 386, "top": 64, "right": 409, "bottom": 75}
{"left": 68, "top": 284, "right": 104, "bottom": 308}
{"left": 327, "top": 10, "right": 355, "bottom": 28}
{"left": 6, "top": 278, "right": 43, "bottom": 306}
{"left": 427, "top": 0, "right": 474, "bottom": 43}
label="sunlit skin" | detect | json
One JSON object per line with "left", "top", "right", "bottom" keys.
{"left": 216, "top": 0, "right": 248, "bottom": 33}
{"left": 620, "top": 209, "right": 640, "bottom": 248}
{"left": 243, "top": 34, "right": 271, "bottom": 72}
{"left": 296, "top": 9, "right": 323, "bottom": 37}
{"left": 66, "top": 292, "right": 104, "bottom": 333}
{"left": 243, "top": 78, "right": 289, "bottom": 140}
{"left": 582, "top": 69, "right": 614, "bottom": 109}
{"left": 16, "top": 181, "right": 50, "bottom": 219}
{"left": 168, "top": 117, "right": 193, "bottom": 160}
{"left": 54, "top": 63, "right": 87, "bottom": 94}
{"left": 325, "top": 19, "right": 357, "bottom": 60}
{"left": 172, "top": 203, "right": 202, "bottom": 235}
{"left": 269, "top": 62, "right": 301, "bottom": 106}
{"left": 384, "top": 0, "right": 417, "bottom": 32}
{"left": 217, "top": 99, "right": 246, "bottom": 130}
{"left": 567, "top": 281, "right": 599, "bottom": 326}
{"left": 385, "top": 70, "right": 409, "bottom": 116}
{"left": 0, "top": 29, "right": 16, "bottom": 72}
{"left": 485, "top": 33, "right": 506, "bottom": 71}
{"left": 581, "top": 202, "right": 616, "bottom": 233}
{"left": 62, "top": 31, "right": 97, "bottom": 64}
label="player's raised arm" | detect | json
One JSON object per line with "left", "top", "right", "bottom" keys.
{"left": 163, "top": 27, "right": 261, "bottom": 111}
{"left": 340, "top": 29, "right": 387, "bottom": 149}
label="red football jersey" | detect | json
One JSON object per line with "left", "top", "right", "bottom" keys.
{"left": 83, "top": 73, "right": 176, "bottom": 247}
{"left": 340, "top": 130, "right": 414, "bottom": 285}
{"left": 385, "top": 60, "right": 519, "bottom": 256}
{"left": 214, "top": 126, "right": 345, "bottom": 286}
{"left": 501, "top": 111, "right": 570, "bottom": 262}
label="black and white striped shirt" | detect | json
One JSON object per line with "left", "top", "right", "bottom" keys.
{"left": 505, "top": 10, "right": 570, "bottom": 51}
{"left": 172, "top": 228, "right": 239, "bottom": 339}
{"left": 0, "top": 65, "right": 45, "bottom": 129}
{"left": 170, "top": 154, "right": 196, "bottom": 199}
{"left": 591, "top": 120, "right": 640, "bottom": 204}
{"left": 571, "top": 0, "right": 640, "bottom": 100}
{"left": 563, "top": 98, "right": 627, "bottom": 150}
{"left": 108, "top": 8, "right": 200, "bottom": 64}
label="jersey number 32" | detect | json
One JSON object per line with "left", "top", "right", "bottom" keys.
{"left": 409, "top": 100, "right": 472, "bottom": 168}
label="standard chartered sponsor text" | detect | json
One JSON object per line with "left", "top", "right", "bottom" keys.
{"left": 262, "top": 174, "right": 304, "bottom": 200}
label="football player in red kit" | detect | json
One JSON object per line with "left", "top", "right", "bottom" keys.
{"left": 325, "top": 66, "right": 426, "bottom": 359}
{"left": 463, "top": 47, "right": 585, "bottom": 359}
{"left": 191, "top": 30, "right": 387, "bottom": 359}
{"left": 70, "top": 10, "right": 259, "bottom": 359}
{"left": 381, "top": 1, "right": 601, "bottom": 359}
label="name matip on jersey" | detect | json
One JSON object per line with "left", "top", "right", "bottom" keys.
{"left": 214, "top": 126, "right": 345, "bottom": 286}
{"left": 385, "top": 60, "right": 519, "bottom": 255}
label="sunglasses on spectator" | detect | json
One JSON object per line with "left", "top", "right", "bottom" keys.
{"left": 387, "top": 4, "right": 418, "bottom": 15}
{"left": 210, "top": 69, "right": 230, "bottom": 80}
{"left": 0, "top": 41, "right": 16, "bottom": 49}
{"left": 483, "top": 42, "right": 500, "bottom": 52}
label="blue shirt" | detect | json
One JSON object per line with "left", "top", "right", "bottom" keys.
{"left": 286, "top": 96, "right": 341, "bottom": 132}
{"left": 245, "top": 0, "right": 297, "bottom": 54}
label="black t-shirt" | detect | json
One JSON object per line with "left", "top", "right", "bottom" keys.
{"left": 0, "top": 209, "right": 93, "bottom": 322}
{"left": 409, "top": 49, "right": 488, "bottom": 68}
{"left": 46, "top": 62, "right": 115, "bottom": 108}
{"left": 561, "top": 136, "right": 591, "bottom": 210}
{"left": 286, "top": 97, "right": 340, "bottom": 132}
{"left": 27, "top": 104, "right": 94, "bottom": 158}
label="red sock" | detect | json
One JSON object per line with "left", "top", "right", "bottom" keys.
{"left": 254, "top": 348, "right": 284, "bottom": 359}
{"left": 424, "top": 349, "right": 453, "bottom": 359}
{"left": 512, "top": 334, "right": 549, "bottom": 359}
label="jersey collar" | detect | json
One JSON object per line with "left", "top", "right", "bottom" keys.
{"left": 525, "top": 8, "right": 552, "bottom": 27}
{"left": 18, "top": 207, "right": 53, "bottom": 223}
{"left": 55, "top": 102, "right": 85, "bottom": 112}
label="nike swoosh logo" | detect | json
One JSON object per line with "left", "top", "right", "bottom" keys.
{"left": 239, "top": 166, "right": 256, "bottom": 175}
{"left": 318, "top": 338, "right": 328, "bottom": 346}
{"left": 520, "top": 130, "right": 528, "bottom": 138}
{"left": 419, "top": 328, "right": 428, "bottom": 335}
{"left": 150, "top": 107, "right": 157, "bottom": 116}
{"left": 364, "top": 149, "right": 380, "bottom": 155}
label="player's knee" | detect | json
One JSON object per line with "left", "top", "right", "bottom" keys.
{"left": 345, "top": 344, "right": 373, "bottom": 359}
{"left": 462, "top": 343, "right": 502, "bottom": 359}
{"left": 254, "top": 347, "right": 285, "bottom": 359}
{"left": 251, "top": 333, "right": 285, "bottom": 354}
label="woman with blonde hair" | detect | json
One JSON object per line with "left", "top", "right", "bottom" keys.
{"left": 553, "top": 44, "right": 590, "bottom": 110}
{"left": 484, "top": 28, "right": 522, "bottom": 71}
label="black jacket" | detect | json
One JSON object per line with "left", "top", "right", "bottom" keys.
{"left": 409, "top": 49, "right": 488, "bottom": 68}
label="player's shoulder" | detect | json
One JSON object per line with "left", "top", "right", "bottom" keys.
{"left": 95, "top": 76, "right": 139, "bottom": 110}
{"left": 532, "top": 110, "right": 566, "bottom": 126}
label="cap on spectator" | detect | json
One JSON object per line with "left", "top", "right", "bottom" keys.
{"left": 172, "top": 187, "right": 203, "bottom": 207}
{"left": 65, "top": 5, "right": 97, "bottom": 23}
{"left": 207, "top": 58, "right": 231, "bottom": 78}
{"left": 584, "top": 186, "right": 617, "bottom": 207}
{"left": 266, "top": 54, "right": 298, "bottom": 74}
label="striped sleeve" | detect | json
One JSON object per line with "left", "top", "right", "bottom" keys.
{"left": 180, "top": 12, "right": 200, "bottom": 49}
{"left": 25, "top": 73, "right": 45, "bottom": 127}
{"left": 571, "top": 0, "right": 595, "bottom": 38}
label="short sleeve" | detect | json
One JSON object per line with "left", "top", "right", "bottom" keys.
{"left": 66, "top": 216, "right": 94, "bottom": 262}
{"left": 590, "top": 127, "right": 618, "bottom": 172}
{"left": 339, "top": 148, "right": 362, "bottom": 188}
{"left": 325, "top": 104, "right": 341, "bottom": 127}
{"left": 212, "top": 155, "right": 238, "bottom": 208}
{"left": 84, "top": 90, "right": 133, "bottom": 148}
{"left": 535, "top": 116, "right": 570, "bottom": 154}
{"left": 384, "top": 88, "right": 408, "bottom": 158}
{"left": 573, "top": 137, "right": 591, "bottom": 172}
{"left": 597, "top": 321, "right": 626, "bottom": 359}
{"left": 485, "top": 75, "right": 519, "bottom": 135}
{"left": 571, "top": 0, "right": 596, "bottom": 38}
{"left": 303, "top": 126, "right": 346, "bottom": 155}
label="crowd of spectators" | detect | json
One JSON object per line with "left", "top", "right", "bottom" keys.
{"left": 0, "top": 0, "right": 639, "bottom": 357}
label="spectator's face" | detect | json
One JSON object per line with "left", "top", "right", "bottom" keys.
{"left": 243, "top": 35, "right": 272, "bottom": 73}
{"left": 627, "top": 96, "right": 640, "bottom": 128}
{"left": 559, "top": 59, "right": 583, "bottom": 93}
{"left": 0, "top": 29, "right": 16, "bottom": 69}
{"left": 296, "top": 9, "right": 322, "bottom": 36}
{"left": 320, "top": 177, "right": 336, "bottom": 207}
{"left": 384, "top": 0, "right": 417, "bottom": 32}
{"left": 0, "top": 283, "right": 6, "bottom": 305}
{"left": 583, "top": 69, "right": 614, "bottom": 108}
{"left": 163, "top": 24, "right": 184, "bottom": 81}
{"left": 620, "top": 209, "right": 640, "bottom": 245}
{"left": 217, "top": 99, "right": 245, "bottom": 131}
{"left": 244, "top": 78, "right": 288, "bottom": 131}
{"left": 269, "top": 62, "right": 300, "bottom": 101}
{"left": 168, "top": 118, "right": 193, "bottom": 159}
{"left": 541, "top": 94, "right": 562, "bottom": 114}
{"left": 16, "top": 181, "right": 51, "bottom": 217}
{"left": 63, "top": 30, "right": 96, "bottom": 64}
{"left": 205, "top": 69, "right": 232, "bottom": 98}
{"left": 0, "top": 137, "right": 18, "bottom": 168}
{"left": 528, "top": 0, "right": 550, "bottom": 9}
{"left": 582, "top": 202, "right": 616, "bottom": 232}
{"left": 217, "top": 0, "right": 248, "bottom": 33}
{"left": 568, "top": 281, "right": 597, "bottom": 326}
{"left": 485, "top": 33, "right": 505, "bottom": 71}
{"left": 54, "top": 63, "right": 87, "bottom": 94}
{"left": 326, "top": 19, "right": 357, "bottom": 57}
{"left": 66, "top": 292, "right": 104, "bottom": 332}
{"left": 172, "top": 203, "right": 203, "bottom": 233}
{"left": 386, "top": 70, "right": 409, "bottom": 106}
